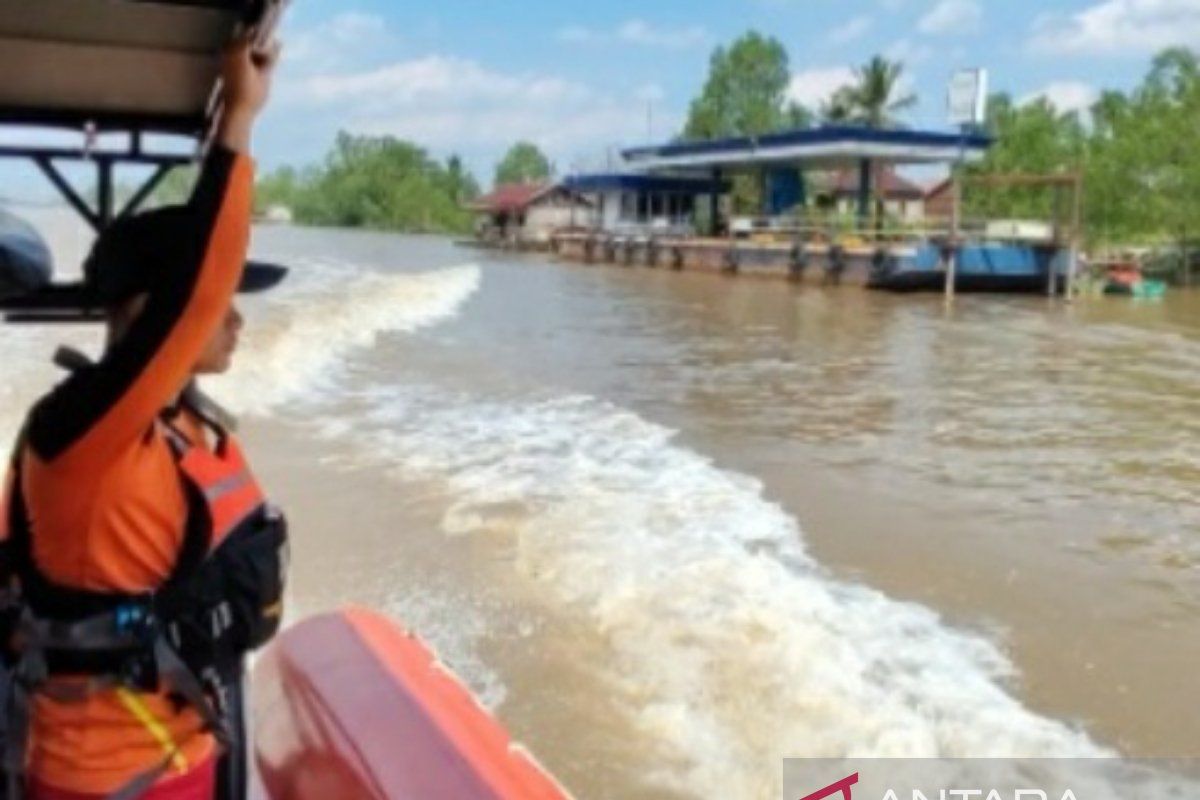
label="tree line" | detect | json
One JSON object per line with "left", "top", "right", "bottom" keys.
{"left": 678, "top": 31, "right": 1198, "bottom": 260}
{"left": 243, "top": 134, "right": 558, "bottom": 235}
{"left": 967, "top": 48, "right": 1199, "bottom": 262}
{"left": 237, "top": 30, "right": 1195, "bottom": 256}
{"left": 252, "top": 132, "right": 480, "bottom": 233}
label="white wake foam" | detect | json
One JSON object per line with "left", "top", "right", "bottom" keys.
{"left": 1, "top": 259, "right": 479, "bottom": 446}
{"left": 0, "top": 326, "right": 97, "bottom": 448}
{"left": 0, "top": 207, "right": 95, "bottom": 448}
{"left": 208, "top": 263, "right": 480, "bottom": 415}
{"left": 312, "top": 384, "right": 1143, "bottom": 798}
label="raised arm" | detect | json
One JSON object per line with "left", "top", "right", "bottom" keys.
{"left": 27, "top": 39, "right": 278, "bottom": 471}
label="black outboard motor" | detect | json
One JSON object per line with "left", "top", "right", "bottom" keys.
{"left": 0, "top": 210, "right": 52, "bottom": 300}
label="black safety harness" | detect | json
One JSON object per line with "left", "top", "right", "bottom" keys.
{"left": 0, "top": 350, "right": 287, "bottom": 800}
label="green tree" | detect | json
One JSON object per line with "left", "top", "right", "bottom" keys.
{"left": 493, "top": 142, "right": 552, "bottom": 186}
{"left": 821, "top": 88, "right": 857, "bottom": 124}
{"left": 683, "top": 31, "right": 794, "bottom": 139}
{"left": 783, "top": 101, "right": 814, "bottom": 130}
{"left": 254, "top": 165, "right": 301, "bottom": 214}
{"left": 964, "top": 93, "right": 1086, "bottom": 223}
{"left": 683, "top": 32, "right": 814, "bottom": 214}
{"left": 1136, "top": 48, "right": 1200, "bottom": 282}
{"left": 253, "top": 131, "right": 475, "bottom": 234}
{"left": 101, "top": 164, "right": 198, "bottom": 212}
{"left": 963, "top": 46, "right": 1200, "bottom": 278}
{"left": 149, "top": 166, "right": 199, "bottom": 207}
{"left": 832, "top": 56, "right": 917, "bottom": 129}
{"left": 1087, "top": 90, "right": 1149, "bottom": 247}
{"left": 445, "top": 155, "right": 481, "bottom": 203}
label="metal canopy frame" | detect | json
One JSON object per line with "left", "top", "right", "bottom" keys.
{"left": 620, "top": 125, "right": 993, "bottom": 235}
{"left": 0, "top": 0, "right": 284, "bottom": 322}
{"left": 0, "top": 131, "right": 197, "bottom": 322}
{"left": 1, "top": 137, "right": 195, "bottom": 232}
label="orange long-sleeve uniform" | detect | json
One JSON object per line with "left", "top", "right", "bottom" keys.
{"left": 0, "top": 146, "right": 254, "bottom": 795}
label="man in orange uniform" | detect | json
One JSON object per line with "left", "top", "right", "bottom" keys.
{"left": 2, "top": 38, "right": 281, "bottom": 800}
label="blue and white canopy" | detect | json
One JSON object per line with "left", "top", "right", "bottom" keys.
{"left": 562, "top": 173, "right": 728, "bottom": 195}
{"left": 622, "top": 126, "right": 991, "bottom": 172}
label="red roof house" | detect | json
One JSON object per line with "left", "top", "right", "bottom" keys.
{"left": 468, "top": 182, "right": 555, "bottom": 215}
{"left": 468, "top": 182, "right": 591, "bottom": 244}
{"left": 827, "top": 167, "right": 926, "bottom": 200}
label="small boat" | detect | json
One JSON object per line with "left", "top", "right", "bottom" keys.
{"left": 869, "top": 240, "right": 1070, "bottom": 293}
{"left": 1101, "top": 261, "right": 1167, "bottom": 299}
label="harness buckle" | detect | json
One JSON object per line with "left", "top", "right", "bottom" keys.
{"left": 113, "top": 600, "right": 156, "bottom": 639}
{"left": 112, "top": 600, "right": 162, "bottom": 691}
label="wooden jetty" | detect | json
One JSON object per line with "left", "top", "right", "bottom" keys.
{"left": 550, "top": 230, "right": 900, "bottom": 286}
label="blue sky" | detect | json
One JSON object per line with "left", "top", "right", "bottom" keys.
{"left": 254, "top": 0, "right": 1198, "bottom": 183}
{"left": 5, "top": 0, "right": 1199, "bottom": 196}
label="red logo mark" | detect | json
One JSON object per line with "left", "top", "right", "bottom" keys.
{"left": 798, "top": 773, "right": 859, "bottom": 800}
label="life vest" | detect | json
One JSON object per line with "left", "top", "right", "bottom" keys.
{"left": 0, "top": 360, "right": 288, "bottom": 800}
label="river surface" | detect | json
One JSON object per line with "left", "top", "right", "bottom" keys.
{"left": 4, "top": 217, "right": 1199, "bottom": 798}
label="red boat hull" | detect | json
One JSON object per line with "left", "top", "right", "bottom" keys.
{"left": 252, "top": 609, "right": 569, "bottom": 800}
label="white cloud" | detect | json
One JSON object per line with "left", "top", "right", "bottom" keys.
{"left": 555, "top": 19, "right": 709, "bottom": 50}
{"left": 618, "top": 19, "right": 708, "bottom": 48}
{"left": 556, "top": 25, "right": 598, "bottom": 44}
{"left": 918, "top": 0, "right": 983, "bottom": 34}
{"left": 634, "top": 83, "right": 667, "bottom": 103}
{"left": 884, "top": 37, "right": 935, "bottom": 66}
{"left": 1020, "top": 81, "right": 1099, "bottom": 114}
{"left": 786, "top": 67, "right": 857, "bottom": 109}
{"left": 280, "top": 54, "right": 658, "bottom": 162}
{"left": 827, "top": 15, "right": 874, "bottom": 45}
{"left": 296, "top": 56, "right": 589, "bottom": 108}
{"left": 1028, "top": 0, "right": 1200, "bottom": 55}
{"left": 283, "top": 12, "right": 391, "bottom": 74}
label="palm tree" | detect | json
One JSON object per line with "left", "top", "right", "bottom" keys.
{"left": 821, "top": 57, "right": 918, "bottom": 230}
{"left": 820, "top": 87, "right": 858, "bottom": 124}
{"left": 831, "top": 56, "right": 918, "bottom": 129}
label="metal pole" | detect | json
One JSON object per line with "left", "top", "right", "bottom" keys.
{"left": 1068, "top": 171, "right": 1083, "bottom": 302}
{"left": 946, "top": 129, "right": 969, "bottom": 303}
{"left": 1048, "top": 185, "right": 1062, "bottom": 297}
{"left": 711, "top": 168, "right": 722, "bottom": 237}
{"left": 33, "top": 156, "right": 100, "bottom": 231}
{"left": 946, "top": 173, "right": 960, "bottom": 302}
{"left": 119, "top": 163, "right": 174, "bottom": 219}
{"left": 97, "top": 159, "right": 114, "bottom": 228}
{"left": 760, "top": 167, "right": 769, "bottom": 220}
{"left": 857, "top": 159, "right": 871, "bottom": 226}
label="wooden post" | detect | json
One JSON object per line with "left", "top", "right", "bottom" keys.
{"left": 1048, "top": 185, "right": 1063, "bottom": 297}
{"left": 856, "top": 159, "right": 871, "bottom": 227}
{"left": 946, "top": 174, "right": 960, "bottom": 302}
{"left": 711, "top": 169, "right": 722, "bottom": 237}
{"left": 1068, "top": 171, "right": 1083, "bottom": 301}
{"left": 759, "top": 167, "right": 770, "bottom": 221}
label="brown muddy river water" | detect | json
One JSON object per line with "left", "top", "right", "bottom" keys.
{"left": 4, "top": 218, "right": 1198, "bottom": 798}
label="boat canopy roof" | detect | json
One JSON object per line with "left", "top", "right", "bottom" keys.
{"left": 0, "top": 0, "right": 284, "bottom": 322}
{"left": 622, "top": 125, "right": 992, "bottom": 172}
{"left": 0, "top": 0, "right": 266, "bottom": 139}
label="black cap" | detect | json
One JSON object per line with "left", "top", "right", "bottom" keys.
{"left": 84, "top": 206, "right": 288, "bottom": 307}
